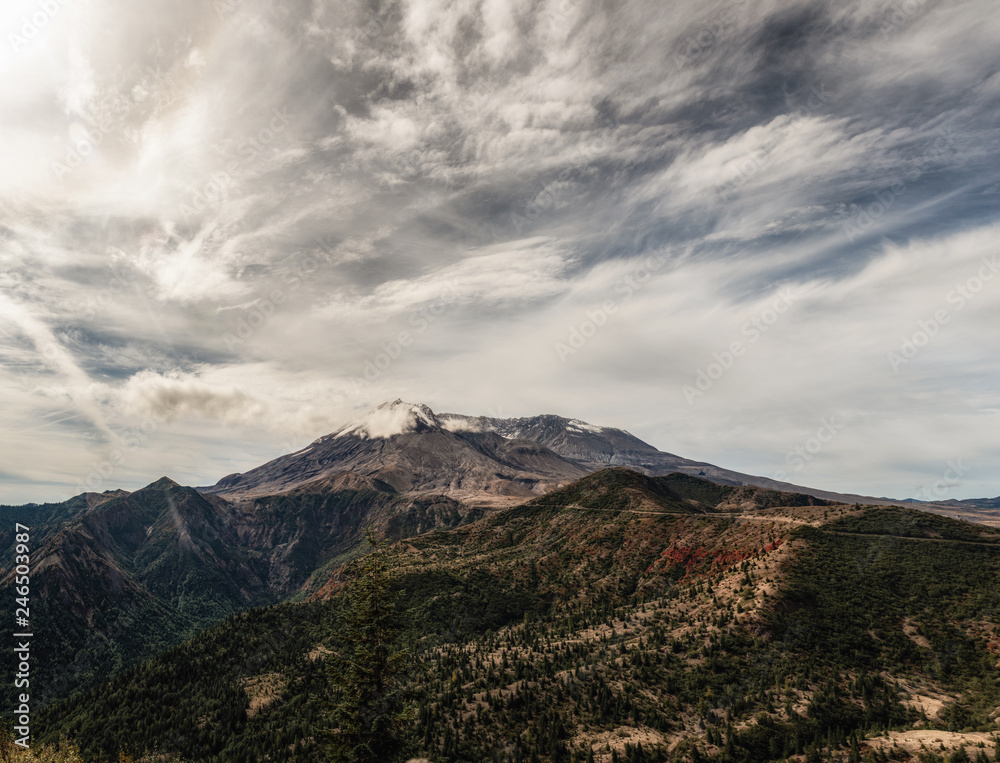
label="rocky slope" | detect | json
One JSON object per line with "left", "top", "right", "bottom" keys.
{"left": 201, "top": 400, "right": 588, "bottom": 502}
{"left": 0, "top": 470, "right": 475, "bottom": 707}
{"left": 201, "top": 401, "right": 949, "bottom": 510}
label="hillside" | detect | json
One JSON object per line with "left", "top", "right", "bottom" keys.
{"left": 0, "top": 472, "right": 476, "bottom": 707}
{"left": 2, "top": 477, "right": 274, "bottom": 706}
{"left": 517, "top": 468, "right": 831, "bottom": 515}
{"left": 34, "top": 471, "right": 1000, "bottom": 762}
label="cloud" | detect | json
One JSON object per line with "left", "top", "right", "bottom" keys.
{"left": 335, "top": 400, "right": 438, "bottom": 438}
{"left": 1, "top": 0, "right": 999, "bottom": 503}
{"left": 317, "top": 236, "right": 576, "bottom": 324}
{"left": 118, "top": 369, "right": 268, "bottom": 426}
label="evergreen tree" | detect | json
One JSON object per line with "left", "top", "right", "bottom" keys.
{"left": 848, "top": 732, "right": 861, "bottom": 763}
{"left": 324, "top": 529, "right": 411, "bottom": 763}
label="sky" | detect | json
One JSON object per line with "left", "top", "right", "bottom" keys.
{"left": 1, "top": 0, "right": 999, "bottom": 505}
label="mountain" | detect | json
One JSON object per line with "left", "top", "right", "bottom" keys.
{"left": 920, "top": 494, "right": 1000, "bottom": 515}
{"left": 0, "top": 459, "right": 832, "bottom": 711}
{"left": 0, "top": 470, "right": 476, "bottom": 706}
{"left": 439, "top": 409, "right": 906, "bottom": 506}
{"left": 201, "top": 401, "right": 952, "bottom": 512}
{"left": 201, "top": 400, "right": 589, "bottom": 503}
{"left": 35, "top": 469, "right": 1000, "bottom": 763}
{"left": 1, "top": 478, "right": 273, "bottom": 705}
{"left": 7, "top": 397, "right": 1000, "bottom": 757}
{"left": 966, "top": 496, "right": 1000, "bottom": 509}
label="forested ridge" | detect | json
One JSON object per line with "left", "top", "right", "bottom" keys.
{"left": 24, "top": 482, "right": 1000, "bottom": 763}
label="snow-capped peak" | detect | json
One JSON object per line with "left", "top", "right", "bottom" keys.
{"left": 334, "top": 400, "right": 441, "bottom": 439}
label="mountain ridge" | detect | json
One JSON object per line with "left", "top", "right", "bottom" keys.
{"left": 34, "top": 474, "right": 1000, "bottom": 763}
{"left": 200, "top": 400, "right": 589, "bottom": 502}
{"left": 197, "top": 401, "right": 1000, "bottom": 521}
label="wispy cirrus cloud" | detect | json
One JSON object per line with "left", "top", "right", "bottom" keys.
{"left": 1, "top": 0, "right": 999, "bottom": 502}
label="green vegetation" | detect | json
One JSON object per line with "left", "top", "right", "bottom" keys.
{"left": 0, "top": 726, "right": 87, "bottom": 761}
{"left": 517, "top": 468, "right": 722, "bottom": 514}
{"left": 1, "top": 478, "right": 481, "bottom": 709}
{"left": 38, "top": 603, "right": 330, "bottom": 762}
{"left": 18, "top": 475, "right": 1000, "bottom": 761}
{"left": 824, "top": 507, "right": 1000, "bottom": 545}
{"left": 772, "top": 523, "right": 1000, "bottom": 730}
{"left": 323, "top": 531, "right": 411, "bottom": 763}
